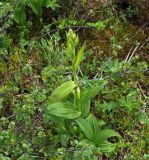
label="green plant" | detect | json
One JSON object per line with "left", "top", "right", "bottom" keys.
{"left": 44, "top": 29, "right": 121, "bottom": 153}
{"left": 1, "top": 1, "right": 148, "bottom": 159}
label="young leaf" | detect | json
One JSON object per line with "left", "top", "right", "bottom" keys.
{"left": 80, "top": 99, "right": 90, "bottom": 117}
{"left": 81, "top": 80, "right": 108, "bottom": 102}
{"left": 46, "top": 102, "right": 81, "bottom": 119}
{"left": 49, "top": 81, "right": 76, "bottom": 103}
{"left": 75, "top": 117, "right": 94, "bottom": 141}
{"left": 95, "top": 129, "right": 121, "bottom": 142}
{"left": 86, "top": 114, "right": 99, "bottom": 136}
{"left": 97, "top": 141, "right": 116, "bottom": 153}
{"left": 44, "top": 114, "right": 64, "bottom": 124}
{"left": 75, "top": 42, "right": 86, "bottom": 70}
{"left": 94, "top": 129, "right": 121, "bottom": 152}
{"left": 78, "top": 139, "right": 94, "bottom": 146}
{"left": 66, "top": 29, "right": 78, "bottom": 60}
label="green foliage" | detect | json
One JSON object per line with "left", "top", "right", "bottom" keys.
{"left": 45, "top": 102, "right": 81, "bottom": 119}
{"left": 49, "top": 80, "right": 76, "bottom": 103}
{"left": 28, "top": 0, "right": 43, "bottom": 18}
{"left": 75, "top": 42, "right": 86, "bottom": 71}
{"left": 43, "top": 30, "right": 121, "bottom": 156}
{"left": 76, "top": 117, "right": 94, "bottom": 140}
{"left": 28, "top": 0, "right": 59, "bottom": 18}
{"left": 13, "top": 6, "right": 26, "bottom": 26}
{"left": 81, "top": 79, "right": 108, "bottom": 102}
{"left": 76, "top": 115, "right": 121, "bottom": 152}
{"left": 80, "top": 99, "right": 91, "bottom": 117}
{"left": 0, "top": 1, "right": 148, "bottom": 159}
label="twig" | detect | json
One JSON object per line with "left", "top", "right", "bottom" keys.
{"left": 137, "top": 37, "right": 149, "bottom": 51}
{"left": 128, "top": 45, "right": 139, "bottom": 62}
{"left": 125, "top": 46, "right": 133, "bottom": 62}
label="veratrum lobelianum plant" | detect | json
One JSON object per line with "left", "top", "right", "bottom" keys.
{"left": 44, "top": 29, "right": 121, "bottom": 153}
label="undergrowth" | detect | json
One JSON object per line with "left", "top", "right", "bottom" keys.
{"left": 0, "top": 0, "right": 149, "bottom": 159}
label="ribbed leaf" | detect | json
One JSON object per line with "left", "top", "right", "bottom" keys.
{"left": 46, "top": 102, "right": 81, "bottom": 119}
{"left": 80, "top": 99, "right": 90, "bottom": 117}
{"left": 78, "top": 139, "right": 94, "bottom": 145}
{"left": 75, "top": 42, "right": 86, "bottom": 70}
{"left": 49, "top": 81, "right": 76, "bottom": 103}
{"left": 81, "top": 80, "right": 108, "bottom": 102}
{"left": 98, "top": 141, "right": 116, "bottom": 153}
{"left": 86, "top": 114, "right": 99, "bottom": 136}
{"left": 98, "top": 120, "right": 106, "bottom": 126}
{"left": 75, "top": 117, "right": 94, "bottom": 141}
{"left": 94, "top": 129, "right": 121, "bottom": 152}
{"left": 95, "top": 129, "right": 121, "bottom": 142}
{"left": 44, "top": 114, "right": 64, "bottom": 124}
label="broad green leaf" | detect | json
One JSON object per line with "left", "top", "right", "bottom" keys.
{"left": 81, "top": 80, "right": 108, "bottom": 102}
{"left": 75, "top": 117, "right": 94, "bottom": 140}
{"left": 95, "top": 129, "right": 121, "bottom": 142}
{"left": 86, "top": 114, "right": 99, "bottom": 136}
{"left": 75, "top": 42, "right": 86, "bottom": 70}
{"left": 98, "top": 141, "right": 116, "bottom": 153}
{"left": 80, "top": 99, "right": 90, "bottom": 117}
{"left": 46, "top": 102, "right": 81, "bottom": 119}
{"left": 44, "top": 113, "right": 64, "bottom": 124}
{"left": 14, "top": 7, "right": 26, "bottom": 25}
{"left": 78, "top": 139, "right": 94, "bottom": 146}
{"left": 98, "top": 120, "right": 106, "bottom": 126}
{"left": 94, "top": 129, "right": 121, "bottom": 152}
{"left": 81, "top": 85, "right": 100, "bottom": 102}
{"left": 49, "top": 81, "right": 76, "bottom": 103}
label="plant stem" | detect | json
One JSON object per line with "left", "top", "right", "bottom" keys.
{"left": 73, "top": 63, "right": 80, "bottom": 109}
